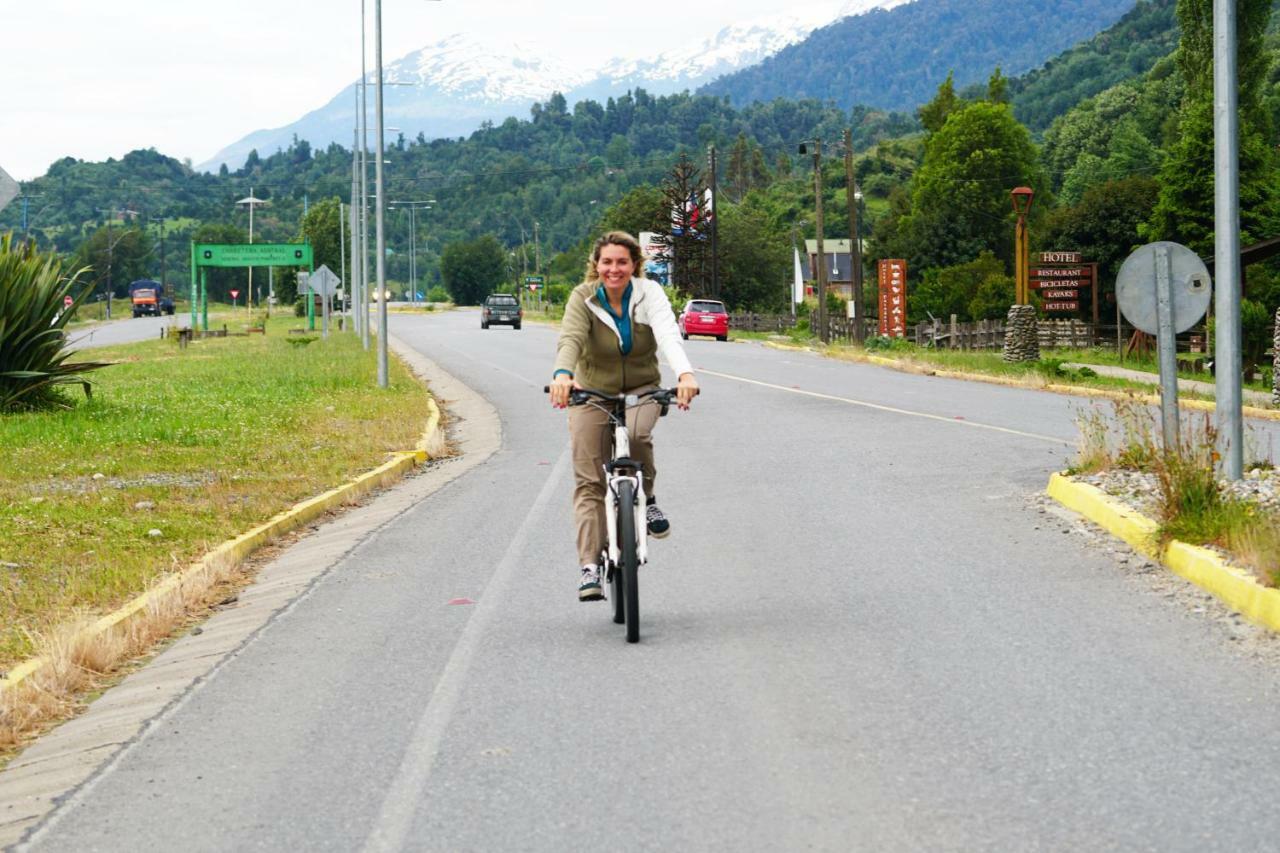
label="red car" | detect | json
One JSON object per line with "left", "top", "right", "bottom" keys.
{"left": 678, "top": 299, "right": 730, "bottom": 341}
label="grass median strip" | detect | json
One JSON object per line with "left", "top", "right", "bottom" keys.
{"left": 0, "top": 319, "right": 432, "bottom": 676}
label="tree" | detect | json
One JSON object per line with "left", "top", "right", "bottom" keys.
{"left": 987, "top": 66, "right": 1009, "bottom": 104}
{"left": 1145, "top": 0, "right": 1279, "bottom": 251}
{"left": 441, "top": 235, "right": 508, "bottom": 305}
{"left": 600, "top": 185, "right": 666, "bottom": 237}
{"left": 910, "top": 251, "right": 1011, "bottom": 323}
{"left": 716, "top": 200, "right": 789, "bottom": 311}
{"left": 293, "top": 197, "right": 344, "bottom": 304}
{"left": 897, "top": 101, "right": 1047, "bottom": 277}
{"left": 918, "top": 71, "right": 960, "bottom": 134}
{"left": 725, "top": 132, "right": 772, "bottom": 203}
{"left": 650, "top": 154, "right": 719, "bottom": 298}
{"left": 73, "top": 224, "right": 154, "bottom": 300}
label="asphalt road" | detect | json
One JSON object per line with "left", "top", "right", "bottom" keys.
{"left": 65, "top": 315, "right": 176, "bottom": 350}
{"left": 14, "top": 309, "right": 1280, "bottom": 851}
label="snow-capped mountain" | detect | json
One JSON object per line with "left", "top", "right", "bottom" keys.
{"left": 197, "top": 0, "right": 905, "bottom": 172}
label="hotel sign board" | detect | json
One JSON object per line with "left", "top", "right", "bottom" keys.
{"left": 877, "top": 259, "right": 907, "bottom": 338}
{"left": 1030, "top": 251, "right": 1097, "bottom": 320}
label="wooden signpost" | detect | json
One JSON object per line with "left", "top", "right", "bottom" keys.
{"left": 1029, "top": 251, "right": 1098, "bottom": 321}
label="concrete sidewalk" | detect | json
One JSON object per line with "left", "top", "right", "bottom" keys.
{"left": 1062, "top": 362, "right": 1274, "bottom": 407}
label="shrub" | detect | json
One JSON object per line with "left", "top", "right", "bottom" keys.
{"left": 426, "top": 285, "right": 450, "bottom": 303}
{"left": 0, "top": 234, "right": 108, "bottom": 411}
{"left": 545, "top": 283, "right": 571, "bottom": 305}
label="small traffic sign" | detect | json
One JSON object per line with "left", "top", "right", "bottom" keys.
{"left": 305, "top": 265, "right": 341, "bottom": 297}
{"left": 229, "top": 289, "right": 240, "bottom": 299}
{"left": 0, "top": 165, "right": 18, "bottom": 214}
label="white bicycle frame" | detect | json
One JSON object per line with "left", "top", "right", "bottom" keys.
{"left": 603, "top": 395, "right": 649, "bottom": 570}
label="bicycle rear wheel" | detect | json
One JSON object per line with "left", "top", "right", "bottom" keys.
{"left": 616, "top": 480, "right": 640, "bottom": 643}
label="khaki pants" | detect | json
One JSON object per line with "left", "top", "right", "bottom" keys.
{"left": 568, "top": 389, "right": 660, "bottom": 567}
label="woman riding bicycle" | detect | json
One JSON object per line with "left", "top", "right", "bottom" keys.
{"left": 549, "top": 231, "right": 699, "bottom": 601}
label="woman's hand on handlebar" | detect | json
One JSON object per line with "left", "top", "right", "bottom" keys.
{"left": 549, "top": 373, "right": 580, "bottom": 409}
{"left": 676, "top": 373, "right": 699, "bottom": 410}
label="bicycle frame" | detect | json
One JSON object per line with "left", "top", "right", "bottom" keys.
{"left": 602, "top": 397, "right": 649, "bottom": 570}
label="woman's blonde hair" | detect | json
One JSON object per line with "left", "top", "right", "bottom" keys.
{"left": 583, "top": 230, "right": 645, "bottom": 284}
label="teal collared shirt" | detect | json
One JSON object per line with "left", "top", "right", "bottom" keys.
{"left": 596, "top": 281, "right": 634, "bottom": 355}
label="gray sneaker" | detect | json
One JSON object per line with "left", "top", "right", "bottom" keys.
{"left": 646, "top": 502, "right": 670, "bottom": 538}
{"left": 578, "top": 564, "right": 604, "bottom": 602}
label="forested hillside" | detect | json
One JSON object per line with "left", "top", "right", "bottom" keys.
{"left": 699, "top": 0, "right": 1136, "bottom": 112}
{"left": 3, "top": 0, "right": 1278, "bottom": 327}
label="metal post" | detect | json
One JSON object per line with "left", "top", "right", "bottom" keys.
{"left": 105, "top": 218, "right": 113, "bottom": 320}
{"left": 247, "top": 186, "right": 255, "bottom": 315}
{"left": 375, "top": 0, "right": 389, "bottom": 389}
{"left": 708, "top": 145, "right": 719, "bottom": 300}
{"left": 1154, "top": 245, "right": 1181, "bottom": 450}
{"left": 360, "top": 0, "right": 371, "bottom": 352}
{"left": 339, "top": 201, "right": 347, "bottom": 328}
{"left": 1214, "top": 0, "right": 1243, "bottom": 479}
{"left": 351, "top": 127, "right": 363, "bottom": 338}
{"left": 200, "top": 269, "right": 209, "bottom": 331}
{"left": 190, "top": 242, "right": 198, "bottom": 330}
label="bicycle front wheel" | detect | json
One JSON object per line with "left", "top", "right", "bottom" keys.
{"left": 616, "top": 480, "right": 640, "bottom": 643}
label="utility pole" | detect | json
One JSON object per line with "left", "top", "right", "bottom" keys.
{"left": 708, "top": 145, "right": 719, "bottom": 299}
{"left": 533, "top": 220, "right": 542, "bottom": 276}
{"left": 844, "top": 129, "right": 865, "bottom": 344}
{"left": 802, "top": 140, "right": 828, "bottom": 344}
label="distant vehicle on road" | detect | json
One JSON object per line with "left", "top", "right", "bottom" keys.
{"left": 129, "top": 280, "right": 171, "bottom": 318}
{"left": 481, "top": 293, "right": 522, "bottom": 330}
{"left": 678, "top": 299, "right": 729, "bottom": 341}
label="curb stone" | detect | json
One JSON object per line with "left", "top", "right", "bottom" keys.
{"left": 1046, "top": 473, "right": 1280, "bottom": 632}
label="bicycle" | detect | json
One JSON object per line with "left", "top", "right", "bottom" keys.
{"left": 546, "top": 386, "right": 684, "bottom": 643}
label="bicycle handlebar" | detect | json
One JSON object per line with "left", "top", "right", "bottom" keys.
{"left": 541, "top": 386, "right": 697, "bottom": 407}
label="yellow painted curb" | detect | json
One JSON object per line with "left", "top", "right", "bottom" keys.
{"left": 1, "top": 377, "right": 446, "bottom": 696}
{"left": 1046, "top": 473, "right": 1280, "bottom": 633}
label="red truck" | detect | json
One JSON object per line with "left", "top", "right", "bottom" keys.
{"left": 129, "top": 280, "right": 174, "bottom": 318}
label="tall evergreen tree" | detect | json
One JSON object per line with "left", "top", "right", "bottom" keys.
{"left": 1145, "top": 0, "right": 1278, "bottom": 251}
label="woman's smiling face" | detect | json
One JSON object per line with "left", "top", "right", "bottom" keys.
{"left": 596, "top": 244, "right": 635, "bottom": 294}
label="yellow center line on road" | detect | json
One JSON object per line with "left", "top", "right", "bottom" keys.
{"left": 697, "top": 367, "right": 1073, "bottom": 447}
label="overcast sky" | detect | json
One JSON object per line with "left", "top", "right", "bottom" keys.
{"left": 2, "top": 0, "right": 832, "bottom": 181}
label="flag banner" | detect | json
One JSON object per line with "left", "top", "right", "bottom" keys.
{"left": 793, "top": 248, "right": 805, "bottom": 304}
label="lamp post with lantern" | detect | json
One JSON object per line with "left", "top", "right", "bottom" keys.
{"left": 1011, "top": 186, "right": 1035, "bottom": 306}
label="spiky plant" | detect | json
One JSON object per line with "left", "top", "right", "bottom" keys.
{"left": 0, "top": 232, "right": 109, "bottom": 411}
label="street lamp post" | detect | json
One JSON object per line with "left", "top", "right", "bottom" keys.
{"left": 236, "top": 188, "right": 269, "bottom": 315}
{"left": 390, "top": 200, "right": 435, "bottom": 305}
{"left": 1010, "top": 186, "right": 1035, "bottom": 305}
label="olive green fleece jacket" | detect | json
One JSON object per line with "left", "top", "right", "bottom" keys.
{"left": 553, "top": 278, "right": 695, "bottom": 394}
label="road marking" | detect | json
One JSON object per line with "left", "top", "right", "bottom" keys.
{"left": 363, "top": 446, "right": 571, "bottom": 853}
{"left": 698, "top": 367, "right": 1072, "bottom": 446}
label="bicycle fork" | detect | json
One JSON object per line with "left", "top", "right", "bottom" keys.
{"left": 604, "top": 422, "right": 649, "bottom": 569}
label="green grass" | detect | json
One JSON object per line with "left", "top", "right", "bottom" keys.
{"left": 0, "top": 318, "right": 431, "bottom": 666}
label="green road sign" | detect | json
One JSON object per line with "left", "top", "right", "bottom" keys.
{"left": 524, "top": 275, "right": 545, "bottom": 284}
{"left": 194, "top": 243, "right": 313, "bottom": 267}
